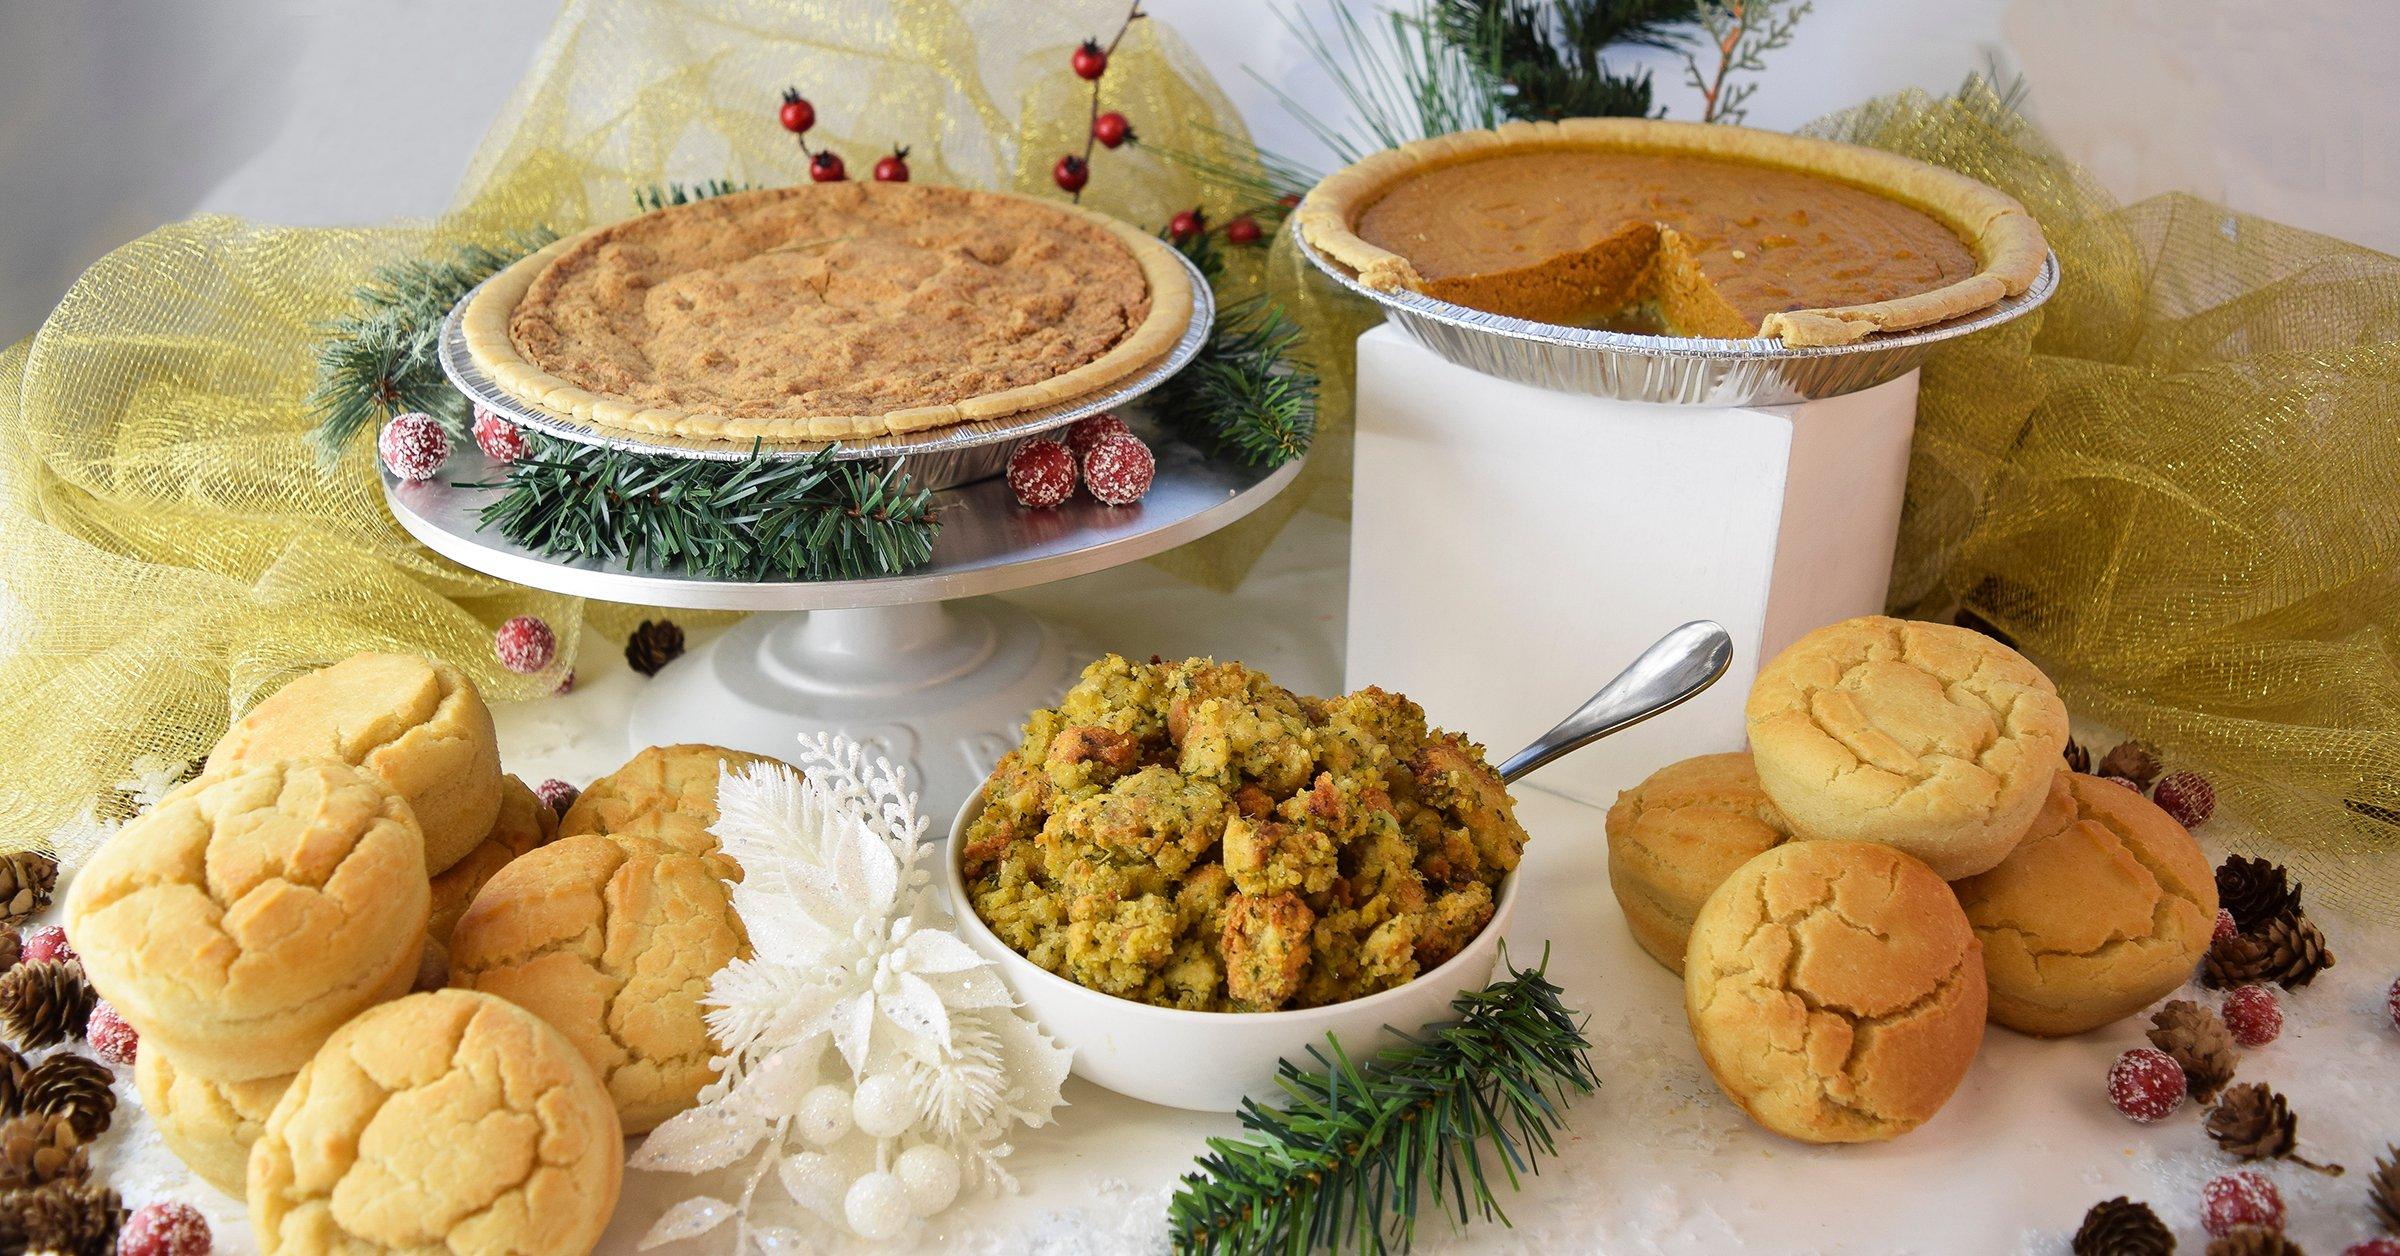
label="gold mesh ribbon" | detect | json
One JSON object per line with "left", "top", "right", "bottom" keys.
{"left": 1810, "top": 85, "right": 2400, "bottom": 911}
{"left": 0, "top": 0, "right": 1277, "bottom": 848}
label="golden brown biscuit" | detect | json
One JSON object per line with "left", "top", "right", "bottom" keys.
{"left": 1744, "top": 616, "right": 2069, "bottom": 879}
{"left": 206, "top": 652, "right": 503, "bottom": 875}
{"left": 558, "top": 743, "right": 779, "bottom": 872}
{"left": 67, "top": 758, "right": 429, "bottom": 1081}
{"left": 1685, "top": 840, "right": 1987, "bottom": 1143}
{"left": 1605, "top": 752, "right": 1794, "bottom": 974}
{"left": 248, "top": 989, "right": 621, "bottom": 1256}
{"left": 447, "top": 833, "right": 747, "bottom": 1133}
{"left": 417, "top": 775, "right": 560, "bottom": 990}
{"left": 1953, "top": 774, "right": 2218, "bottom": 1036}
{"left": 137, "top": 1047, "right": 293, "bottom": 1196}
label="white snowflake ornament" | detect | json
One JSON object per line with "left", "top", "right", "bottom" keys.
{"left": 631, "top": 734, "right": 1070, "bottom": 1249}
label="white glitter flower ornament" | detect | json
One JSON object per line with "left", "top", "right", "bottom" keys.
{"left": 632, "top": 734, "right": 1069, "bottom": 1248}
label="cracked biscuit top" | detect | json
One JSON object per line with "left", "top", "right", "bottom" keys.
{"left": 1953, "top": 773, "right": 2218, "bottom": 1036}
{"left": 962, "top": 654, "right": 1528, "bottom": 1013}
{"left": 1684, "top": 839, "right": 1987, "bottom": 1143}
{"left": 66, "top": 757, "right": 431, "bottom": 1081}
{"left": 248, "top": 989, "right": 622, "bottom": 1256}
{"left": 1745, "top": 615, "right": 2069, "bottom": 880}
{"left": 468, "top": 183, "right": 1193, "bottom": 441}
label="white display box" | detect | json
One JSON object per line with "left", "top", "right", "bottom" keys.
{"left": 1344, "top": 322, "right": 1918, "bottom": 807}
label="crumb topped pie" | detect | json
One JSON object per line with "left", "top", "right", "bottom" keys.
{"left": 1297, "top": 118, "right": 2045, "bottom": 346}
{"left": 462, "top": 183, "right": 1192, "bottom": 440}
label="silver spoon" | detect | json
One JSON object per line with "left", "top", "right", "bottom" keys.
{"left": 1497, "top": 620, "right": 1736, "bottom": 784}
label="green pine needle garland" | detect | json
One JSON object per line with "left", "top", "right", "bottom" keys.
{"left": 1157, "top": 297, "right": 1317, "bottom": 469}
{"left": 1433, "top": 0, "right": 1699, "bottom": 121}
{"left": 306, "top": 231, "right": 556, "bottom": 459}
{"left": 633, "top": 179, "right": 757, "bottom": 211}
{"left": 469, "top": 434, "right": 939, "bottom": 582}
{"left": 1167, "top": 950, "right": 1598, "bottom": 1255}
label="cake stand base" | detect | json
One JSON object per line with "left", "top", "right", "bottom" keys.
{"left": 627, "top": 599, "right": 1085, "bottom": 814}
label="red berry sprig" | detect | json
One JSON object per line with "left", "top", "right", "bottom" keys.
{"left": 873, "top": 146, "right": 911, "bottom": 183}
{"left": 779, "top": 88, "right": 816, "bottom": 135}
{"left": 2220, "top": 985, "right": 2282, "bottom": 1046}
{"left": 2200, "top": 1170, "right": 2283, "bottom": 1237}
{"left": 2106, "top": 1047, "right": 2185, "bottom": 1122}
{"left": 1054, "top": 5, "right": 1145, "bottom": 200}
{"left": 1168, "top": 208, "right": 1205, "bottom": 243}
{"left": 1225, "top": 215, "right": 1262, "bottom": 246}
{"left": 809, "top": 150, "right": 848, "bottom": 183}
{"left": 494, "top": 615, "right": 556, "bottom": 675}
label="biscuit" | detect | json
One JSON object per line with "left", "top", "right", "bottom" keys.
{"left": 418, "top": 775, "right": 560, "bottom": 990}
{"left": 248, "top": 989, "right": 621, "bottom": 1256}
{"left": 1604, "top": 752, "right": 1794, "bottom": 974}
{"left": 447, "top": 832, "right": 747, "bottom": 1133}
{"left": 1685, "top": 840, "right": 1987, "bottom": 1143}
{"left": 67, "top": 758, "right": 429, "bottom": 1081}
{"left": 207, "top": 652, "right": 503, "bottom": 875}
{"left": 136, "top": 1047, "right": 293, "bottom": 1196}
{"left": 1954, "top": 774, "right": 2218, "bottom": 1036}
{"left": 1745, "top": 616, "right": 2068, "bottom": 879}
{"left": 558, "top": 743, "right": 779, "bottom": 872}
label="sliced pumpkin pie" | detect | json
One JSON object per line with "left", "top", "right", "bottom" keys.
{"left": 1297, "top": 118, "right": 2045, "bottom": 346}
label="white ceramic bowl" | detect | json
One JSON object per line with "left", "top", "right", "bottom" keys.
{"left": 941, "top": 794, "right": 1518, "bottom": 1112}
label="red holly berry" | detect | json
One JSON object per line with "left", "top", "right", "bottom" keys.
{"left": 810, "top": 150, "right": 848, "bottom": 183}
{"left": 24, "top": 925, "right": 74, "bottom": 966}
{"left": 2200, "top": 1171, "right": 2283, "bottom": 1237}
{"left": 872, "top": 146, "right": 911, "bottom": 183}
{"left": 1168, "top": 208, "right": 1205, "bottom": 243}
{"left": 1071, "top": 39, "right": 1108, "bottom": 80}
{"left": 2106, "top": 1047, "right": 2185, "bottom": 1122}
{"left": 1082, "top": 434, "right": 1154, "bottom": 506}
{"left": 2220, "top": 985, "right": 2282, "bottom": 1046}
{"left": 2341, "top": 1239, "right": 2400, "bottom": 1256}
{"left": 1006, "top": 440, "right": 1077, "bottom": 510}
{"left": 87, "top": 1001, "right": 138, "bottom": 1066}
{"left": 535, "top": 778, "right": 580, "bottom": 817}
{"left": 117, "top": 1200, "right": 211, "bottom": 1256}
{"left": 471, "top": 407, "right": 527, "bottom": 463}
{"left": 1092, "top": 111, "right": 1132, "bottom": 149}
{"left": 378, "top": 412, "right": 450, "bottom": 482}
{"left": 779, "top": 89, "right": 816, "bottom": 135}
{"left": 1225, "top": 215, "right": 1263, "bottom": 246}
{"left": 494, "top": 615, "right": 555, "bottom": 674}
{"left": 1052, "top": 154, "right": 1089, "bottom": 193}
{"left": 1277, "top": 192, "right": 1301, "bottom": 209}
{"left": 2154, "top": 771, "right": 2216, "bottom": 828}
{"left": 1063, "top": 413, "right": 1132, "bottom": 456}
{"left": 2213, "top": 907, "right": 2238, "bottom": 944}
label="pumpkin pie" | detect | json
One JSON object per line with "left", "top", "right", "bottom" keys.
{"left": 1297, "top": 118, "right": 2045, "bottom": 346}
{"left": 463, "top": 184, "right": 1193, "bottom": 441}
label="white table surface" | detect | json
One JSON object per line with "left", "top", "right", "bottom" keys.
{"left": 88, "top": 509, "right": 2400, "bottom": 1256}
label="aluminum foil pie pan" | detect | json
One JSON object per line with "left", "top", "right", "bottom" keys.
{"left": 1293, "top": 221, "right": 2058, "bottom": 408}
{"left": 435, "top": 245, "right": 1215, "bottom": 489}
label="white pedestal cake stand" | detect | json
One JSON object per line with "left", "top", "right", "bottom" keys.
{"left": 383, "top": 427, "right": 1302, "bottom": 817}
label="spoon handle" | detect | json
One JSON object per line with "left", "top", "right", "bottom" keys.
{"left": 1496, "top": 621, "right": 1736, "bottom": 785}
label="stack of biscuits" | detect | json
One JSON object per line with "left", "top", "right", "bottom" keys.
{"left": 63, "top": 652, "right": 635, "bottom": 1255}
{"left": 1606, "top": 616, "right": 2219, "bottom": 1144}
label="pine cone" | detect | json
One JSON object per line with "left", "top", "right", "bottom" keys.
{"left": 0, "top": 962, "right": 93, "bottom": 1051}
{"left": 2206, "top": 1082, "right": 2341, "bottom": 1174}
{"left": 2149, "top": 999, "right": 2239, "bottom": 1102}
{"left": 624, "top": 619, "right": 686, "bottom": 676}
{"left": 2064, "top": 741, "right": 2093, "bottom": 775}
{"left": 20, "top": 1056, "right": 113, "bottom": 1141}
{"left": 0, "top": 853, "right": 57, "bottom": 927}
{"left": 2204, "top": 934, "right": 2274, "bottom": 990}
{"left": 2205, "top": 1227, "right": 2302, "bottom": 1256}
{"left": 0, "top": 1044, "right": 27, "bottom": 1118}
{"left": 2251, "top": 911, "right": 2335, "bottom": 989}
{"left": 2217, "top": 855, "right": 2302, "bottom": 933}
{"left": 2370, "top": 1143, "right": 2399, "bottom": 1233}
{"left": 8, "top": 1179, "right": 124, "bottom": 1256}
{"left": 0, "top": 930, "right": 19, "bottom": 974}
{"left": 2071, "top": 1196, "right": 2173, "bottom": 1255}
{"left": 2098, "top": 741, "right": 2163, "bottom": 788}
{"left": 0, "top": 1111, "right": 87, "bottom": 1187}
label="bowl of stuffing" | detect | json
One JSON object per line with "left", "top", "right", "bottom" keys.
{"left": 943, "top": 624, "right": 1730, "bottom": 1111}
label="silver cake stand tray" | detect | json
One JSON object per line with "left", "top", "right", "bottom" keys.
{"left": 1295, "top": 221, "right": 2059, "bottom": 407}
{"left": 385, "top": 416, "right": 1300, "bottom": 817}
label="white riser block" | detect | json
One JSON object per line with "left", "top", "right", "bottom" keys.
{"left": 1344, "top": 322, "right": 1917, "bottom": 807}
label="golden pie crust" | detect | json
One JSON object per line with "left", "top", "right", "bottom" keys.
{"left": 1297, "top": 118, "right": 2046, "bottom": 347}
{"left": 462, "top": 184, "right": 1194, "bottom": 441}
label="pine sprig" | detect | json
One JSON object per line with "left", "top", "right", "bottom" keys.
{"left": 1156, "top": 297, "right": 1317, "bottom": 469}
{"left": 632, "top": 179, "right": 756, "bottom": 212}
{"left": 1433, "top": 0, "right": 1700, "bottom": 121}
{"left": 469, "top": 433, "right": 939, "bottom": 582}
{"left": 1167, "top": 949, "right": 1597, "bottom": 1255}
{"left": 306, "top": 230, "right": 555, "bottom": 459}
